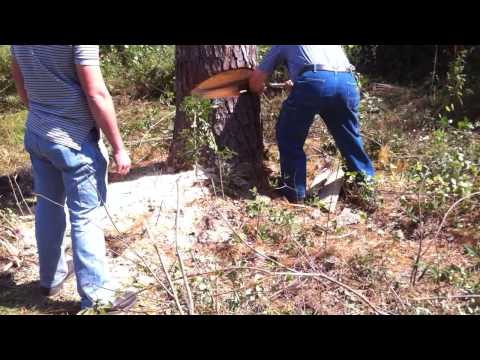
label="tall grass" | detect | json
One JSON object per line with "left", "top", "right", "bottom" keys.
{"left": 0, "top": 111, "right": 28, "bottom": 175}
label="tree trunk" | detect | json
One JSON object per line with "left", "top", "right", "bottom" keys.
{"left": 169, "top": 45, "right": 263, "bottom": 189}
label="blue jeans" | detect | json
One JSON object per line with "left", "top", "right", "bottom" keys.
{"left": 276, "top": 70, "right": 375, "bottom": 201}
{"left": 24, "top": 129, "right": 117, "bottom": 309}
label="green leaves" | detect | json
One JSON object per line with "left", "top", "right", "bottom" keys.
{"left": 100, "top": 45, "right": 175, "bottom": 102}
{"left": 405, "top": 126, "right": 479, "bottom": 217}
{"left": 179, "top": 95, "right": 216, "bottom": 166}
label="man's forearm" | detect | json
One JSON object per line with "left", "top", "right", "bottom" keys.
{"left": 10, "top": 59, "right": 28, "bottom": 107}
{"left": 15, "top": 85, "right": 28, "bottom": 107}
{"left": 249, "top": 69, "right": 269, "bottom": 94}
{"left": 86, "top": 93, "right": 125, "bottom": 153}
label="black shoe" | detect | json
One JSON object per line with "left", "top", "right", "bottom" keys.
{"left": 273, "top": 184, "right": 304, "bottom": 204}
{"left": 288, "top": 196, "right": 305, "bottom": 205}
{"left": 40, "top": 260, "right": 74, "bottom": 297}
{"left": 106, "top": 291, "right": 138, "bottom": 315}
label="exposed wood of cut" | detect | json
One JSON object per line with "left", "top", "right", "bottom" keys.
{"left": 170, "top": 45, "right": 262, "bottom": 182}
{"left": 311, "top": 168, "right": 345, "bottom": 213}
{"left": 309, "top": 168, "right": 335, "bottom": 193}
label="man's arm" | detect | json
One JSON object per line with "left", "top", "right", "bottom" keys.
{"left": 249, "top": 69, "right": 269, "bottom": 94}
{"left": 10, "top": 58, "right": 28, "bottom": 107}
{"left": 249, "top": 45, "right": 283, "bottom": 94}
{"left": 76, "top": 64, "right": 131, "bottom": 176}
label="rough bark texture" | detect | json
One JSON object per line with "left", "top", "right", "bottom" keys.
{"left": 169, "top": 45, "right": 263, "bottom": 188}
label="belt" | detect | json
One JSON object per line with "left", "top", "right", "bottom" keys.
{"left": 299, "top": 64, "right": 356, "bottom": 75}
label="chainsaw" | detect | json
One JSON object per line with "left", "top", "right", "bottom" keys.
{"left": 191, "top": 68, "right": 288, "bottom": 99}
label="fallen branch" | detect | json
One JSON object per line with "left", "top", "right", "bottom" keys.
{"left": 421, "top": 191, "right": 480, "bottom": 260}
{"left": 212, "top": 275, "right": 275, "bottom": 298}
{"left": 1, "top": 261, "right": 14, "bottom": 272}
{"left": 124, "top": 136, "right": 172, "bottom": 146}
{"left": 147, "top": 227, "right": 184, "bottom": 315}
{"left": 215, "top": 208, "right": 389, "bottom": 315}
{"left": 175, "top": 178, "right": 195, "bottom": 315}
{"left": 412, "top": 294, "right": 480, "bottom": 302}
{"left": 0, "top": 224, "right": 16, "bottom": 236}
{"left": 269, "top": 279, "right": 305, "bottom": 301}
{"left": 0, "top": 237, "right": 22, "bottom": 268}
{"left": 0, "top": 211, "right": 16, "bottom": 230}
{"left": 411, "top": 179, "right": 426, "bottom": 286}
{"left": 7, "top": 175, "right": 24, "bottom": 216}
{"left": 289, "top": 234, "right": 319, "bottom": 272}
{"left": 172, "top": 266, "right": 276, "bottom": 281}
{"left": 0, "top": 237, "right": 20, "bottom": 257}
{"left": 389, "top": 286, "right": 407, "bottom": 311}
{"left": 131, "top": 247, "right": 174, "bottom": 300}
{"left": 0, "top": 83, "right": 13, "bottom": 96}
{"left": 13, "top": 174, "right": 32, "bottom": 215}
{"left": 133, "top": 111, "right": 175, "bottom": 149}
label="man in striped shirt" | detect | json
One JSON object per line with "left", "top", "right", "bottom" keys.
{"left": 11, "top": 45, "right": 136, "bottom": 312}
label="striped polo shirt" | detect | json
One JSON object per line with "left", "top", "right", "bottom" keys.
{"left": 11, "top": 45, "right": 100, "bottom": 151}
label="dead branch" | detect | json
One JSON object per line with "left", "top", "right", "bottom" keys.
{"left": 269, "top": 279, "right": 305, "bottom": 301}
{"left": 172, "top": 266, "right": 275, "bottom": 281}
{"left": 175, "top": 178, "right": 195, "bottom": 315}
{"left": 421, "top": 191, "right": 480, "bottom": 260}
{"left": 389, "top": 286, "right": 407, "bottom": 311}
{"left": 411, "top": 179, "right": 426, "bottom": 286}
{"left": 215, "top": 208, "right": 389, "bottom": 315}
{"left": 13, "top": 175, "right": 32, "bottom": 215}
{"left": 289, "top": 235, "right": 319, "bottom": 272}
{"left": 412, "top": 294, "right": 480, "bottom": 302}
{"left": 146, "top": 225, "right": 185, "bottom": 315}
{"left": 124, "top": 136, "right": 172, "bottom": 146}
{"left": 0, "top": 236, "right": 22, "bottom": 268}
{"left": 0, "top": 211, "right": 17, "bottom": 230}
{"left": 132, "top": 110, "right": 175, "bottom": 148}
{"left": 2, "top": 261, "right": 14, "bottom": 272}
{"left": 7, "top": 175, "right": 24, "bottom": 216}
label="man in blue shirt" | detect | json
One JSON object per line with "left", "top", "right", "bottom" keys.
{"left": 250, "top": 45, "right": 375, "bottom": 204}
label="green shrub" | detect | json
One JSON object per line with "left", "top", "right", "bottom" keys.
{"left": 402, "top": 125, "right": 480, "bottom": 219}
{"left": 0, "top": 111, "right": 29, "bottom": 174}
{"left": 0, "top": 46, "right": 12, "bottom": 92}
{"left": 100, "top": 45, "right": 175, "bottom": 103}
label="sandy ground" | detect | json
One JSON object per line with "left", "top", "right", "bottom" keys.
{"left": 6, "top": 167, "right": 231, "bottom": 314}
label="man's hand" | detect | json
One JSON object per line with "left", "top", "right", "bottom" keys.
{"left": 284, "top": 80, "right": 294, "bottom": 90}
{"left": 249, "top": 69, "right": 269, "bottom": 94}
{"left": 112, "top": 148, "right": 131, "bottom": 176}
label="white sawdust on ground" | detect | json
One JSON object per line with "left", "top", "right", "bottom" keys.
{"left": 12, "top": 168, "right": 233, "bottom": 311}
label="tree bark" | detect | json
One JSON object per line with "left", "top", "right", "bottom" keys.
{"left": 169, "top": 45, "right": 263, "bottom": 189}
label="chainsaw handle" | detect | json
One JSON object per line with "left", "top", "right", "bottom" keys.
{"left": 267, "top": 82, "right": 288, "bottom": 89}
{"left": 240, "top": 82, "right": 287, "bottom": 95}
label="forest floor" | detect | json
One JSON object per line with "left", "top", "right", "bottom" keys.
{"left": 1, "top": 86, "right": 479, "bottom": 315}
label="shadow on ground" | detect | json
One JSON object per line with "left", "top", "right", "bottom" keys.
{"left": 0, "top": 272, "right": 79, "bottom": 315}
{"left": 108, "top": 161, "right": 167, "bottom": 183}
{"left": 0, "top": 168, "right": 34, "bottom": 214}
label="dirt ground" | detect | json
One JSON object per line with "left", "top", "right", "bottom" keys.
{"left": 1, "top": 88, "right": 479, "bottom": 315}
